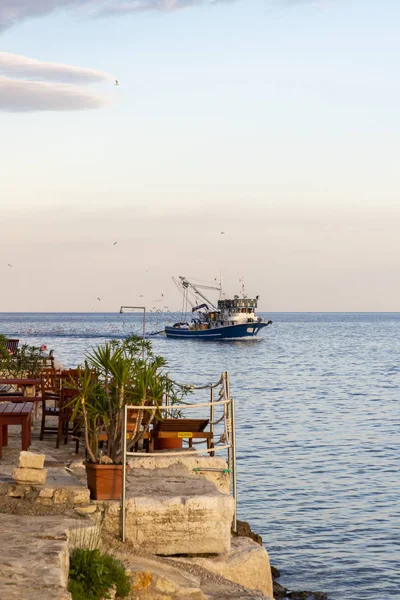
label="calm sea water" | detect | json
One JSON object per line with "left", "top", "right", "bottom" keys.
{"left": 1, "top": 312, "right": 399, "bottom": 600}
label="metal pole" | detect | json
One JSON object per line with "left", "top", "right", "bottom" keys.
{"left": 121, "top": 405, "right": 127, "bottom": 542}
{"left": 210, "top": 386, "right": 214, "bottom": 456}
{"left": 226, "top": 371, "right": 237, "bottom": 534}
{"left": 225, "top": 373, "right": 232, "bottom": 478}
{"left": 142, "top": 308, "right": 146, "bottom": 361}
{"left": 231, "top": 396, "right": 237, "bottom": 534}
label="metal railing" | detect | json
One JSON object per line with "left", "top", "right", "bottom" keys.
{"left": 121, "top": 371, "right": 237, "bottom": 542}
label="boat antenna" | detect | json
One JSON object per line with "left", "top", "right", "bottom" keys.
{"left": 239, "top": 276, "right": 248, "bottom": 299}
{"left": 219, "top": 269, "right": 224, "bottom": 300}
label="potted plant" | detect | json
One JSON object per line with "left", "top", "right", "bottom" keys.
{"left": 71, "top": 335, "right": 185, "bottom": 500}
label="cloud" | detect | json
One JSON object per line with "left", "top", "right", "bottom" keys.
{"left": 0, "top": 0, "right": 317, "bottom": 29}
{"left": 0, "top": 76, "right": 109, "bottom": 112}
{"left": 0, "top": 52, "right": 111, "bottom": 83}
{"left": 97, "top": 1, "right": 220, "bottom": 17}
{"left": 0, "top": 0, "right": 235, "bottom": 29}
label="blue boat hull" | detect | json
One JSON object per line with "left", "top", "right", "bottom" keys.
{"left": 165, "top": 322, "right": 269, "bottom": 340}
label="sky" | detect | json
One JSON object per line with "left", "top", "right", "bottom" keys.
{"left": 0, "top": 0, "right": 399, "bottom": 312}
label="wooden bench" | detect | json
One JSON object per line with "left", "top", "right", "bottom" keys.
{"left": 0, "top": 403, "right": 33, "bottom": 458}
{"left": 149, "top": 418, "right": 213, "bottom": 453}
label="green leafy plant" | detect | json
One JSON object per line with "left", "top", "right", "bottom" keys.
{"left": 71, "top": 334, "right": 188, "bottom": 464}
{"left": 68, "top": 547, "right": 130, "bottom": 600}
{"left": 0, "top": 337, "right": 45, "bottom": 378}
{"left": 0, "top": 335, "right": 10, "bottom": 365}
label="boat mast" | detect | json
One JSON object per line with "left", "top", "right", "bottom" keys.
{"left": 178, "top": 276, "right": 220, "bottom": 311}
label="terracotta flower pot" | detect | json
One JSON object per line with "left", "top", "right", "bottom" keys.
{"left": 154, "top": 438, "right": 183, "bottom": 450}
{"left": 85, "top": 462, "right": 125, "bottom": 500}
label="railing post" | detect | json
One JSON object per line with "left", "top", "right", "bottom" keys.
{"left": 230, "top": 395, "right": 237, "bottom": 534}
{"left": 225, "top": 371, "right": 237, "bottom": 534}
{"left": 210, "top": 386, "right": 214, "bottom": 456}
{"left": 121, "top": 405, "right": 127, "bottom": 542}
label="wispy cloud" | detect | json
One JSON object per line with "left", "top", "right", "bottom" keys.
{"left": 0, "top": 52, "right": 111, "bottom": 84}
{"left": 0, "top": 75, "right": 110, "bottom": 112}
{"left": 0, "top": 0, "right": 319, "bottom": 30}
{"left": 0, "top": 0, "right": 236, "bottom": 29}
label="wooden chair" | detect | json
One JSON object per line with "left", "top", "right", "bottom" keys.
{"left": 38, "top": 369, "right": 61, "bottom": 440}
{"left": 39, "top": 368, "right": 60, "bottom": 397}
{"left": 56, "top": 387, "right": 81, "bottom": 450}
{"left": 149, "top": 418, "right": 212, "bottom": 453}
{"left": 39, "top": 374, "right": 61, "bottom": 440}
{"left": 126, "top": 407, "right": 152, "bottom": 452}
{"left": 5, "top": 339, "right": 19, "bottom": 354}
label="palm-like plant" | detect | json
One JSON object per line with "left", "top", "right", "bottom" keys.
{"left": 72, "top": 335, "right": 183, "bottom": 464}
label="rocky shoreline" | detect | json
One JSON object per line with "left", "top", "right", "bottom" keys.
{"left": 235, "top": 521, "right": 328, "bottom": 600}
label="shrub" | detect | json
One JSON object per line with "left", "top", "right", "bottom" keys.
{"left": 68, "top": 547, "right": 130, "bottom": 600}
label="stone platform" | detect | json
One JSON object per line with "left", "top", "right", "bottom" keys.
{"left": 0, "top": 513, "right": 75, "bottom": 600}
{"left": 102, "top": 463, "right": 234, "bottom": 555}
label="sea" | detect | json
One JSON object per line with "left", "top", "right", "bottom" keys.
{"left": 0, "top": 311, "right": 399, "bottom": 600}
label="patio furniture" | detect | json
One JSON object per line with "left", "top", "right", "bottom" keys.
{"left": 0, "top": 403, "right": 33, "bottom": 458}
{"left": 0, "top": 378, "right": 42, "bottom": 418}
{"left": 5, "top": 339, "right": 19, "bottom": 354}
{"left": 56, "top": 387, "right": 81, "bottom": 450}
{"left": 39, "top": 368, "right": 60, "bottom": 399}
{"left": 149, "top": 418, "right": 212, "bottom": 453}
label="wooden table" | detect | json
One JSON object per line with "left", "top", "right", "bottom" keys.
{"left": 0, "top": 379, "right": 42, "bottom": 415}
{"left": 0, "top": 378, "right": 42, "bottom": 388}
{"left": 0, "top": 403, "right": 33, "bottom": 458}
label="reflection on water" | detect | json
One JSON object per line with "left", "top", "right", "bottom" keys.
{"left": 1, "top": 311, "right": 399, "bottom": 600}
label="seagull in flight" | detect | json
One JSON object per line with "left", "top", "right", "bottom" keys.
{"left": 115, "top": 80, "right": 119, "bottom": 86}
{"left": 7, "top": 264, "right": 12, "bottom": 267}
{"left": 97, "top": 297, "right": 101, "bottom": 301}
{"left": 113, "top": 241, "right": 118, "bottom": 246}
{"left": 221, "top": 231, "right": 225, "bottom": 234}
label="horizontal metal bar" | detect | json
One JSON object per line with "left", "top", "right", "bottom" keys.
{"left": 193, "top": 467, "right": 231, "bottom": 473}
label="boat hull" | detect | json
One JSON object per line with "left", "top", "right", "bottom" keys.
{"left": 165, "top": 322, "right": 269, "bottom": 340}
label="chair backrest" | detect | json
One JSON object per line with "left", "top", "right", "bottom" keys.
{"left": 5, "top": 339, "right": 19, "bottom": 354}
{"left": 154, "top": 418, "right": 209, "bottom": 432}
{"left": 39, "top": 368, "right": 60, "bottom": 393}
{"left": 60, "top": 369, "right": 83, "bottom": 387}
{"left": 127, "top": 406, "right": 151, "bottom": 431}
{"left": 60, "top": 387, "right": 80, "bottom": 420}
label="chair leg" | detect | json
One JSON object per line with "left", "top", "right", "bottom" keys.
{"left": 56, "top": 414, "right": 63, "bottom": 449}
{"left": 2, "top": 425, "right": 8, "bottom": 447}
{"left": 40, "top": 401, "right": 46, "bottom": 441}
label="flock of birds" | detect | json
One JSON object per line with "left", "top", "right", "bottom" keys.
{"left": 5, "top": 231, "right": 227, "bottom": 309}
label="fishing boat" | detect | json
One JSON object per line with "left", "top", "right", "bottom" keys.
{"left": 165, "top": 276, "right": 272, "bottom": 340}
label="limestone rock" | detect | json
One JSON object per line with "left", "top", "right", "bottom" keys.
{"left": 129, "top": 570, "right": 153, "bottom": 591}
{"left": 39, "top": 488, "right": 55, "bottom": 499}
{"left": 74, "top": 505, "right": 97, "bottom": 516}
{"left": 128, "top": 455, "right": 230, "bottom": 494}
{"left": 53, "top": 489, "right": 70, "bottom": 505}
{"left": 12, "top": 467, "right": 48, "bottom": 485}
{"left": 235, "top": 520, "right": 263, "bottom": 546}
{"left": 0, "top": 513, "right": 93, "bottom": 599}
{"left": 125, "top": 556, "right": 206, "bottom": 600}
{"left": 72, "top": 488, "right": 91, "bottom": 505}
{"left": 19, "top": 451, "right": 45, "bottom": 470}
{"left": 173, "top": 537, "right": 273, "bottom": 598}
{"left": 103, "top": 493, "right": 234, "bottom": 555}
{"left": 7, "top": 484, "right": 31, "bottom": 498}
